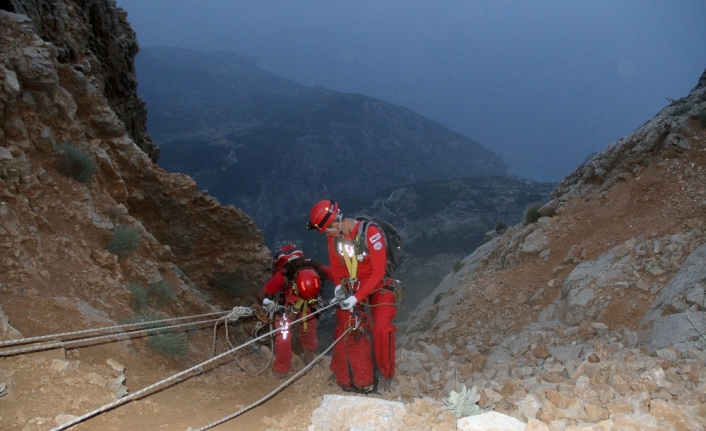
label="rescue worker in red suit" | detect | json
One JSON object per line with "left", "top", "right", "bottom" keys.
{"left": 262, "top": 244, "right": 333, "bottom": 379}
{"left": 307, "top": 200, "right": 397, "bottom": 391}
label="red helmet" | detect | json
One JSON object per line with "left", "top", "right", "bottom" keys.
{"left": 307, "top": 200, "right": 340, "bottom": 232}
{"left": 273, "top": 243, "right": 303, "bottom": 270}
{"left": 293, "top": 267, "right": 321, "bottom": 300}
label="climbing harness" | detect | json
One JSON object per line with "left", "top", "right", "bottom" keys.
{"left": 49, "top": 300, "right": 343, "bottom": 431}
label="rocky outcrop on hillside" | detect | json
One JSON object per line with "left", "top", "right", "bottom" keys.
{"left": 4, "top": 0, "right": 158, "bottom": 161}
{"left": 399, "top": 69, "right": 706, "bottom": 430}
{"left": 0, "top": 2, "right": 270, "bottom": 345}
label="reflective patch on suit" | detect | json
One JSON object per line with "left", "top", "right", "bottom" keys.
{"left": 369, "top": 233, "right": 381, "bottom": 244}
{"left": 373, "top": 241, "right": 383, "bottom": 251}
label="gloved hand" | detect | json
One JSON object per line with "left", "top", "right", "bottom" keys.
{"left": 334, "top": 284, "right": 346, "bottom": 300}
{"left": 262, "top": 298, "right": 275, "bottom": 309}
{"left": 340, "top": 295, "right": 358, "bottom": 311}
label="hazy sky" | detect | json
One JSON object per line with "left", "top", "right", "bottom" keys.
{"left": 115, "top": 0, "right": 706, "bottom": 182}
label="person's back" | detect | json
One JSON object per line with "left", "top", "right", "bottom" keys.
{"left": 261, "top": 243, "right": 332, "bottom": 378}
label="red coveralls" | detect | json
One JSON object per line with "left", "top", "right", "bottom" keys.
{"left": 263, "top": 265, "right": 332, "bottom": 374}
{"left": 327, "top": 222, "right": 397, "bottom": 379}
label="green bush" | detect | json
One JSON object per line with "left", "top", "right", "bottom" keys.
{"left": 106, "top": 225, "right": 141, "bottom": 256}
{"left": 524, "top": 202, "right": 544, "bottom": 225}
{"left": 125, "top": 283, "right": 148, "bottom": 310}
{"left": 146, "top": 332, "right": 188, "bottom": 359}
{"left": 452, "top": 261, "right": 463, "bottom": 273}
{"left": 670, "top": 103, "right": 691, "bottom": 117}
{"left": 148, "top": 281, "right": 176, "bottom": 307}
{"left": 700, "top": 110, "right": 706, "bottom": 129}
{"left": 434, "top": 293, "right": 443, "bottom": 304}
{"left": 56, "top": 144, "right": 97, "bottom": 183}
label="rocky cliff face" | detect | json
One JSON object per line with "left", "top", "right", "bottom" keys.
{"left": 399, "top": 69, "right": 706, "bottom": 430}
{"left": 0, "top": 2, "right": 270, "bottom": 341}
{"left": 4, "top": 0, "right": 158, "bottom": 161}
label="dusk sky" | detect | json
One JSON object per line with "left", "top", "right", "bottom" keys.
{"left": 115, "top": 0, "right": 706, "bottom": 182}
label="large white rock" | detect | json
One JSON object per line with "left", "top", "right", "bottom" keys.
{"left": 309, "top": 394, "right": 407, "bottom": 431}
{"left": 457, "top": 411, "right": 526, "bottom": 431}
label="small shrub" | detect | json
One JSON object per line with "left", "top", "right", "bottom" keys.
{"left": 106, "top": 225, "right": 142, "bottom": 256}
{"left": 56, "top": 143, "right": 96, "bottom": 183}
{"left": 125, "top": 283, "right": 148, "bottom": 310}
{"left": 444, "top": 384, "right": 482, "bottom": 418}
{"left": 670, "top": 103, "right": 691, "bottom": 117}
{"left": 146, "top": 332, "right": 187, "bottom": 359}
{"left": 700, "top": 110, "right": 706, "bottom": 129}
{"left": 452, "top": 261, "right": 463, "bottom": 273}
{"left": 524, "top": 202, "right": 544, "bottom": 225}
{"left": 212, "top": 272, "right": 246, "bottom": 298}
{"left": 434, "top": 293, "right": 443, "bottom": 304}
{"left": 148, "top": 281, "right": 176, "bottom": 307}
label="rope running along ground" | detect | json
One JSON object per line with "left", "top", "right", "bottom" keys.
{"left": 0, "top": 310, "right": 231, "bottom": 348}
{"left": 189, "top": 320, "right": 353, "bottom": 431}
{"left": 47, "top": 300, "right": 340, "bottom": 431}
{"left": 0, "top": 317, "right": 223, "bottom": 357}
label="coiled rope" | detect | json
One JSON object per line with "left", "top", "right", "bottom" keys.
{"left": 212, "top": 305, "right": 278, "bottom": 376}
{"left": 48, "top": 301, "right": 339, "bottom": 431}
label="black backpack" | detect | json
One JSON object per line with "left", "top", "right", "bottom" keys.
{"left": 354, "top": 216, "right": 405, "bottom": 277}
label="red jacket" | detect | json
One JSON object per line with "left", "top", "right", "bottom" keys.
{"left": 327, "top": 221, "right": 387, "bottom": 302}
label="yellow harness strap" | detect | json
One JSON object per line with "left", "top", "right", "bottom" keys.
{"left": 293, "top": 298, "right": 309, "bottom": 332}
{"left": 341, "top": 238, "right": 359, "bottom": 280}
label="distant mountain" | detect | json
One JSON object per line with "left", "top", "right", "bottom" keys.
{"left": 348, "top": 176, "right": 555, "bottom": 319}
{"left": 136, "top": 47, "right": 508, "bottom": 247}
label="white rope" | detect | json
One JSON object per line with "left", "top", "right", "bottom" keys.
{"left": 212, "top": 305, "right": 277, "bottom": 376}
{"left": 189, "top": 318, "right": 351, "bottom": 431}
{"left": 48, "top": 301, "right": 339, "bottom": 431}
{"left": 0, "top": 317, "right": 221, "bottom": 357}
{"left": 211, "top": 306, "right": 261, "bottom": 357}
{"left": 0, "top": 310, "right": 231, "bottom": 347}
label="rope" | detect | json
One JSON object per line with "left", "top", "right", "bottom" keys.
{"left": 0, "top": 318, "right": 221, "bottom": 357}
{"left": 188, "top": 317, "right": 352, "bottom": 431}
{"left": 210, "top": 305, "right": 275, "bottom": 376}
{"left": 230, "top": 321, "right": 274, "bottom": 376}
{"left": 0, "top": 310, "right": 231, "bottom": 347}
{"left": 211, "top": 306, "right": 259, "bottom": 356}
{"left": 48, "top": 301, "right": 339, "bottom": 431}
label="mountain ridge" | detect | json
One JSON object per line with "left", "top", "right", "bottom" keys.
{"left": 137, "top": 46, "right": 507, "bottom": 246}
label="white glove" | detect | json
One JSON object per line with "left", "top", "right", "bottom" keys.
{"left": 263, "top": 298, "right": 275, "bottom": 309}
{"left": 334, "top": 284, "right": 346, "bottom": 300}
{"left": 340, "top": 295, "right": 358, "bottom": 311}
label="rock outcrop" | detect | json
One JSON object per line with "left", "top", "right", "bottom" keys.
{"left": 4, "top": 0, "right": 158, "bottom": 161}
{"left": 0, "top": 4, "right": 270, "bottom": 338}
{"left": 400, "top": 68, "right": 706, "bottom": 430}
